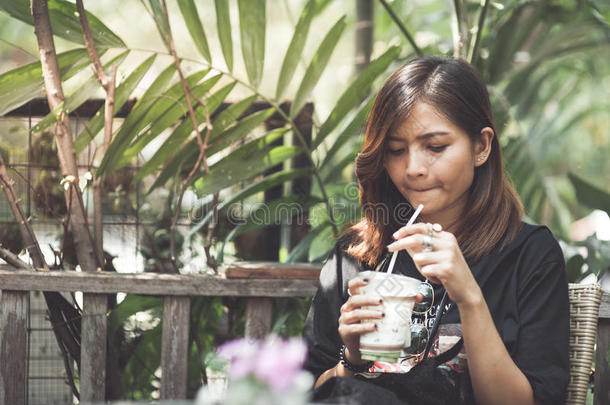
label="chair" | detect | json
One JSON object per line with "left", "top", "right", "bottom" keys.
{"left": 566, "top": 283, "right": 602, "bottom": 405}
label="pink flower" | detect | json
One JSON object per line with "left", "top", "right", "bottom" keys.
{"left": 217, "top": 338, "right": 259, "bottom": 379}
{"left": 217, "top": 336, "right": 308, "bottom": 392}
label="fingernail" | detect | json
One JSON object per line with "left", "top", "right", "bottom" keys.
{"left": 363, "top": 278, "right": 370, "bottom": 282}
{"left": 378, "top": 298, "right": 383, "bottom": 304}
{"left": 381, "top": 312, "right": 386, "bottom": 317}
{"left": 387, "top": 243, "right": 396, "bottom": 251}
{"left": 392, "top": 232, "right": 399, "bottom": 239}
{"left": 374, "top": 323, "right": 378, "bottom": 330}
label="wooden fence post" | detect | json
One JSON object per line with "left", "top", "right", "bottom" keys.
{"left": 161, "top": 296, "right": 191, "bottom": 399}
{"left": 245, "top": 298, "right": 272, "bottom": 340}
{"left": 80, "top": 293, "right": 108, "bottom": 402}
{"left": 0, "top": 291, "right": 29, "bottom": 405}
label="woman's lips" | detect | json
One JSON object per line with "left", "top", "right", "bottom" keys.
{"left": 408, "top": 187, "right": 435, "bottom": 192}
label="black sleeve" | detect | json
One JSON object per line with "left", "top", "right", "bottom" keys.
{"left": 302, "top": 245, "right": 362, "bottom": 382}
{"left": 513, "top": 231, "right": 570, "bottom": 405}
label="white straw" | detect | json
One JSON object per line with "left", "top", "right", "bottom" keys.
{"left": 387, "top": 204, "right": 423, "bottom": 274}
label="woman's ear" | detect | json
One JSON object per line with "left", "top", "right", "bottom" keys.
{"left": 474, "top": 127, "right": 494, "bottom": 167}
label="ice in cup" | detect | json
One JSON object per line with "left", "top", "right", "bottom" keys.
{"left": 357, "top": 270, "right": 421, "bottom": 363}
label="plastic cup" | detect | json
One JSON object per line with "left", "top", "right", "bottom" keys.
{"left": 357, "top": 270, "right": 421, "bottom": 362}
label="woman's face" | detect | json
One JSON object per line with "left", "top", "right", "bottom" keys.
{"left": 384, "top": 102, "right": 488, "bottom": 228}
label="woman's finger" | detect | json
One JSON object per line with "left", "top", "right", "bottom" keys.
{"left": 347, "top": 276, "right": 370, "bottom": 296}
{"left": 341, "top": 295, "right": 384, "bottom": 312}
{"left": 339, "top": 308, "right": 384, "bottom": 326}
{"left": 387, "top": 234, "right": 431, "bottom": 253}
{"left": 338, "top": 322, "right": 377, "bottom": 337}
{"left": 393, "top": 222, "right": 443, "bottom": 240}
{"left": 418, "top": 263, "right": 446, "bottom": 284}
{"left": 411, "top": 250, "right": 447, "bottom": 267}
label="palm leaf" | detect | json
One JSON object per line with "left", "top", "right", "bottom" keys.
{"left": 31, "top": 51, "right": 130, "bottom": 134}
{"left": 568, "top": 172, "right": 610, "bottom": 215}
{"left": 217, "top": 195, "right": 324, "bottom": 262}
{"left": 287, "top": 221, "right": 331, "bottom": 262}
{"left": 178, "top": 0, "right": 212, "bottom": 63}
{"left": 134, "top": 82, "right": 238, "bottom": 182}
{"left": 290, "top": 15, "right": 346, "bottom": 118}
{"left": 98, "top": 69, "right": 210, "bottom": 175}
{"left": 187, "top": 168, "right": 313, "bottom": 238}
{"left": 215, "top": 0, "right": 233, "bottom": 71}
{"left": 109, "top": 74, "right": 223, "bottom": 171}
{"left": 0, "top": 0, "right": 125, "bottom": 48}
{"left": 147, "top": 107, "right": 275, "bottom": 192}
{"left": 238, "top": 0, "right": 266, "bottom": 87}
{"left": 320, "top": 96, "right": 373, "bottom": 169}
{"left": 0, "top": 48, "right": 90, "bottom": 115}
{"left": 314, "top": 45, "right": 400, "bottom": 147}
{"left": 275, "top": 0, "right": 316, "bottom": 100}
{"left": 73, "top": 54, "right": 157, "bottom": 153}
{"left": 193, "top": 128, "right": 297, "bottom": 198}
{"left": 147, "top": 0, "right": 170, "bottom": 46}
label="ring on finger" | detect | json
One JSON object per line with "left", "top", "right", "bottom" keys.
{"left": 432, "top": 223, "right": 442, "bottom": 233}
{"left": 421, "top": 235, "right": 433, "bottom": 252}
{"left": 426, "top": 223, "right": 434, "bottom": 238}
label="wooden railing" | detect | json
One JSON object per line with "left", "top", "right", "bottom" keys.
{"left": 0, "top": 263, "right": 321, "bottom": 404}
{"left": 1, "top": 264, "right": 609, "bottom": 405}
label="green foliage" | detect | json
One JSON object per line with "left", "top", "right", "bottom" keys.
{"left": 238, "top": 0, "right": 266, "bottom": 88}
{"left": 178, "top": 0, "right": 211, "bottom": 63}
{"left": 1, "top": 0, "right": 609, "bottom": 399}
{"left": 0, "top": 0, "right": 124, "bottom": 48}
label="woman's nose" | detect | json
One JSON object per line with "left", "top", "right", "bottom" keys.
{"left": 405, "top": 151, "right": 428, "bottom": 177}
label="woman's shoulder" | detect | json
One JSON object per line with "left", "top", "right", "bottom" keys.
{"left": 318, "top": 239, "right": 369, "bottom": 293}
{"left": 509, "top": 222, "right": 563, "bottom": 260}
{"left": 494, "top": 221, "right": 565, "bottom": 279}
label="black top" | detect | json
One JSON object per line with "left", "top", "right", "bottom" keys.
{"left": 302, "top": 222, "right": 570, "bottom": 405}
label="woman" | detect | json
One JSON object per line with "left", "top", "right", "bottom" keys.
{"left": 302, "top": 56, "right": 569, "bottom": 405}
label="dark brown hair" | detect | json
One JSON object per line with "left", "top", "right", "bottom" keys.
{"left": 341, "top": 56, "right": 523, "bottom": 267}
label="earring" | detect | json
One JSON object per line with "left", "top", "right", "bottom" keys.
{"left": 477, "top": 155, "right": 486, "bottom": 162}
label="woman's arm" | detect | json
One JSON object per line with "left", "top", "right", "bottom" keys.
{"left": 458, "top": 285, "right": 540, "bottom": 405}
{"left": 389, "top": 223, "right": 540, "bottom": 405}
{"left": 314, "top": 353, "right": 356, "bottom": 388}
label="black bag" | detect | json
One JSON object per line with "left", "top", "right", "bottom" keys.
{"left": 312, "top": 338, "right": 474, "bottom": 405}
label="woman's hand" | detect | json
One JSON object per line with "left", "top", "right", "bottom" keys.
{"left": 338, "top": 277, "right": 384, "bottom": 364}
{"left": 387, "top": 223, "right": 482, "bottom": 307}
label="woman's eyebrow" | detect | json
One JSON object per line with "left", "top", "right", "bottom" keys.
{"left": 387, "top": 132, "right": 449, "bottom": 142}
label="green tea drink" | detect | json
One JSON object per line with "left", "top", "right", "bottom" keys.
{"left": 358, "top": 270, "right": 420, "bottom": 363}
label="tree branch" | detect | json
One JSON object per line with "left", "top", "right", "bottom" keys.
{"left": 468, "top": 0, "right": 490, "bottom": 64}
{"left": 157, "top": 0, "right": 217, "bottom": 272}
{"left": 0, "top": 246, "right": 34, "bottom": 270}
{"left": 0, "top": 153, "right": 47, "bottom": 269}
{"left": 31, "top": 0, "right": 101, "bottom": 273}
{"left": 378, "top": 0, "right": 422, "bottom": 56}
{"left": 75, "top": 0, "right": 118, "bottom": 262}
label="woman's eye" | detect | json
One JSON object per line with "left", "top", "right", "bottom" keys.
{"left": 389, "top": 148, "right": 405, "bottom": 155}
{"left": 428, "top": 145, "right": 447, "bottom": 153}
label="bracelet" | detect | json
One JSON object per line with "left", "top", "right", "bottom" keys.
{"left": 339, "top": 344, "right": 373, "bottom": 373}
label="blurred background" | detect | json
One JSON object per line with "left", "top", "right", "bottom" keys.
{"left": 0, "top": 0, "right": 609, "bottom": 402}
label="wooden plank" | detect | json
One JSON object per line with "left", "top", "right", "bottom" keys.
{"left": 245, "top": 298, "right": 273, "bottom": 340}
{"left": 225, "top": 262, "right": 321, "bottom": 280}
{"left": 0, "top": 291, "right": 28, "bottom": 405}
{"left": 595, "top": 318, "right": 610, "bottom": 405}
{"left": 599, "top": 291, "right": 610, "bottom": 319}
{"left": 161, "top": 296, "right": 190, "bottom": 400}
{"left": 0, "top": 267, "right": 318, "bottom": 297}
{"left": 80, "top": 293, "right": 107, "bottom": 403}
